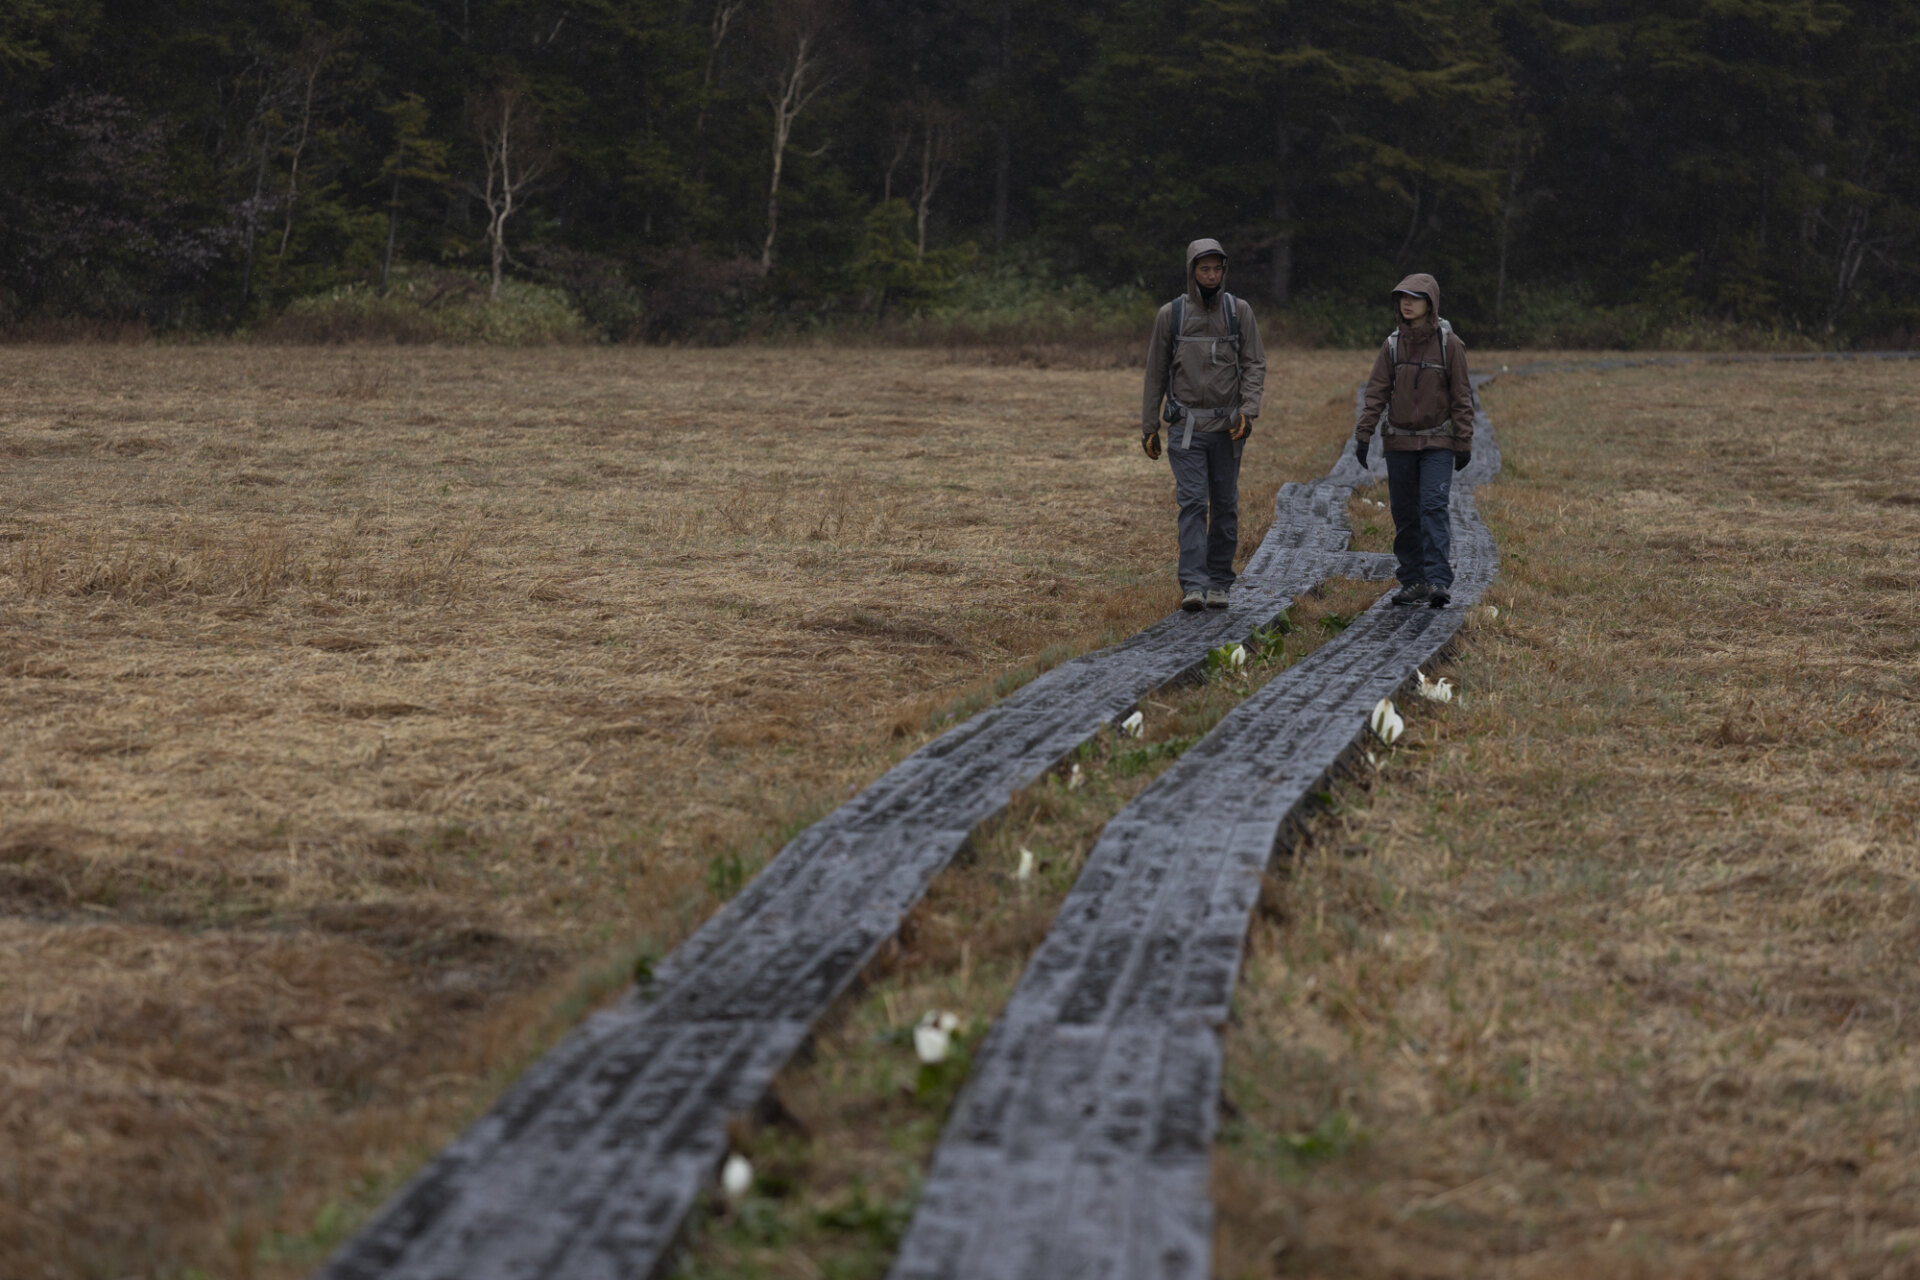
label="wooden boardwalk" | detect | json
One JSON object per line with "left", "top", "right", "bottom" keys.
{"left": 315, "top": 428, "right": 1404, "bottom": 1280}
{"left": 887, "top": 390, "right": 1498, "bottom": 1279}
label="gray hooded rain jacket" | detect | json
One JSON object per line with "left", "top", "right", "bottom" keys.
{"left": 1140, "top": 238, "right": 1267, "bottom": 439}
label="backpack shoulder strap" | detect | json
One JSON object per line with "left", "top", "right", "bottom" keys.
{"left": 1224, "top": 292, "right": 1239, "bottom": 345}
{"left": 1164, "top": 295, "right": 1185, "bottom": 384}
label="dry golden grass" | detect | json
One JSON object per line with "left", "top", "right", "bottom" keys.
{"left": 0, "top": 343, "right": 1366, "bottom": 1279}
{"left": 1217, "top": 359, "right": 1920, "bottom": 1278}
{"left": 675, "top": 576, "right": 1390, "bottom": 1280}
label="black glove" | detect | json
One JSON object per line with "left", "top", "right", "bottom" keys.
{"left": 1229, "top": 413, "right": 1252, "bottom": 441}
{"left": 1354, "top": 440, "right": 1368, "bottom": 469}
{"left": 1453, "top": 450, "right": 1470, "bottom": 472}
{"left": 1141, "top": 431, "right": 1162, "bottom": 461}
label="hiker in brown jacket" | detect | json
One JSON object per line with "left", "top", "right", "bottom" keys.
{"left": 1140, "top": 238, "right": 1267, "bottom": 611}
{"left": 1352, "top": 272, "right": 1473, "bottom": 608}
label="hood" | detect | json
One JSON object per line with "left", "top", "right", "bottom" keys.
{"left": 1186, "top": 238, "right": 1229, "bottom": 304}
{"left": 1392, "top": 272, "right": 1440, "bottom": 321}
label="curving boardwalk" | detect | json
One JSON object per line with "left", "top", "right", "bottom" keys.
{"left": 316, "top": 429, "right": 1400, "bottom": 1279}
{"left": 886, "top": 388, "right": 1500, "bottom": 1280}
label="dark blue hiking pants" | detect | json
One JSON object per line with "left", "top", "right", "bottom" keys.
{"left": 1385, "top": 447, "right": 1455, "bottom": 590}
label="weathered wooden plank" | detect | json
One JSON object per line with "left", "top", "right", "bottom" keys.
{"left": 315, "top": 435, "right": 1399, "bottom": 1280}
{"left": 887, "top": 388, "right": 1501, "bottom": 1280}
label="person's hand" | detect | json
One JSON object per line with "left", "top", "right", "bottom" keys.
{"left": 1453, "top": 450, "right": 1470, "bottom": 472}
{"left": 1141, "top": 431, "right": 1162, "bottom": 461}
{"left": 1354, "top": 440, "right": 1368, "bottom": 469}
{"left": 1229, "top": 413, "right": 1252, "bottom": 441}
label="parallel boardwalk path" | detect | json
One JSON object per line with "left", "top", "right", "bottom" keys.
{"left": 316, "top": 434, "right": 1399, "bottom": 1279}
{"left": 886, "top": 388, "right": 1500, "bottom": 1280}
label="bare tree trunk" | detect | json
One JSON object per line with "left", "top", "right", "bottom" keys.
{"left": 277, "top": 50, "right": 327, "bottom": 257}
{"left": 1827, "top": 204, "right": 1870, "bottom": 331}
{"left": 993, "top": 124, "right": 1010, "bottom": 254}
{"left": 381, "top": 172, "right": 400, "bottom": 294}
{"left": 236, "top": 139, "right": 270, "bottom": 322}
{"left": 484, "top": 123, "right": 514, "bottom": 300}
{"left": 909, "top": 102, "right": 954, "bottom": 263}
{"left": 1393, "top": 183, "right": 1421, "bottom": 266}
{"left": 914, "top": 130, "right": 939, "bottom": 262}
{"left": 1495, "top": 163, "right": 1521, "bottom": 325}
{"left": 882, "top": 118, "right": 912, "bottom": 202}
{"left": 694, "top": 0, "right": 743, "bottom": 139}
{"left": 1758, "top": 167, "right": 1770, "bottom": 251}
{"left": 992, "top": 1, "right": 1010, "bottom": 253}
{"left": 467, "top": 82, "right": 550, "bottom": 301}
{"left": 761, "top": 29, "right": 824, "bottom": 275}
{"left": 916, "top": 129, "right": 933, "bottom": 262}
{"left": 1269, "top": 221, "right": 1292, "bottom": 306}
{"left": 1269, "top": 108, "right": 1290, "bottom": 304}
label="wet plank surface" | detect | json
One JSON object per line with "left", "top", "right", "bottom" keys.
{"left": 886, "top": 391, "right": 1500, "bottom": 1280}
{"left": 316, "top": 430, "right": 1411, "bottom": 1280}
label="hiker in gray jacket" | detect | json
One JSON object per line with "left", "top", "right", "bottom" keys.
{"left": 1141, "top": 238, "right": 1267, "bottom": 611}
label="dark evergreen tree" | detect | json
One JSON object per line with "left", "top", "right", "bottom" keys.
{"left": 0, "top": 0, "right": 1911, "bottom": 340}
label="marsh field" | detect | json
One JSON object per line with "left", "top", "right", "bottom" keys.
{"left": 2, "top": 345, "right": 1917, "bottom": 1279}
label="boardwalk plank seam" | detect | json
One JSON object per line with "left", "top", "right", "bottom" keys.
{"left": 886, "top": 382, "right": 1500, "bottom": 1280}
{"left": 317, "top": 417, "right": 1412, "bottom": 1280}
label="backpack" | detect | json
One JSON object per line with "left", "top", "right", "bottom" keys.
{"left": 1160, "top": 292, "right": 1241, "bottom": 429}
{"left": 1382, "top": 318, "right": 1457, "bottom": 435}
{"left": 1384, "top": 318, "right": 1454, "bottom": 388}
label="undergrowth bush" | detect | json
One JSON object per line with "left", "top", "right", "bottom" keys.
{"left": 258, "top": 268, "right": 596, "bottom": 344}
{"left": 854, "top": 249, "right": 1156, "bottom": 347}
{"left": 244, "top": 257, "right": 1861, "bottom": 353}
{"left": 1490, "top": 282, "right": 1823, "bottom": 351}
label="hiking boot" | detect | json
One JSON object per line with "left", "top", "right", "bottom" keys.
{"left": 1181, "top": 589, "right": 1206, "bottom": 612}
{"left": 1205, "top": 588, "right": 1230, "bottom": 610}
{"left": 1391, "top": 582, "right": 1432, "bottom": 606}
{"left": 1427, "top": 586, "right": 1452, "bottom": 609}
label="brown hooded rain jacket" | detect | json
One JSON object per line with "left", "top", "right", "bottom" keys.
{"left": 1353, "top": 272, "right": 1473, "bottom": 454}
{"left": 1140, "top": 238, "right": 1267, "bottom": 437}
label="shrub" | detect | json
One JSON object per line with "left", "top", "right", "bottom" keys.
{"left": 258, "top": 268, "right": 596, "bottom": 344}
{"left": 523, "top": 246, "right": 647, "bottom": 341}
{"left": 638, "top": 246, "right": 765, "bottom": 343}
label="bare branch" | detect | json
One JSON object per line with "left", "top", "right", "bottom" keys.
{"left": 758, "top": 0, "right": 841, "bottom": 274}
{"left": 463, "top": 79, "right": 552, "bottom": 301}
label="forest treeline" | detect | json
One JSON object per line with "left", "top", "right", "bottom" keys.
{"left": 1, "top": 0, "right": 1915, "bottom": 345}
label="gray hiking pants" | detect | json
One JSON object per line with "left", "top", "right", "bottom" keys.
{"left": 1167, "top": 426, "right": 1244, "bottom": 593}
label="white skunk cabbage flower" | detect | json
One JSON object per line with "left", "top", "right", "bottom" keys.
{"left": 1415, "top": 671, "right": 1454, "bottom": 703}
{"left": 721, "top": 1153, "right": 753, "bottom": 1199}
{"left": 1487, "top": 604, "right": 1499, "bottom": 620}
{"left": 1369, "top": 698, "right": 1405, "bottom": 745}
{"left": 1365, "top": 750, "right": 1378, "bottom": 768}
{"left": 1120, "top": 710, "right": 1145, "bottom": 738}
{"left": 1067, "top": 762, "right": 1085, "bottom": 791}
{"left": 1015, "top": 847, "right": 1036, "bottom": 881}
{"left": 1228, "top": 643, "right": 1247, "bottom": 670}
{"left": 914, "top": 1011, "right": 962, "bottom": 1065}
